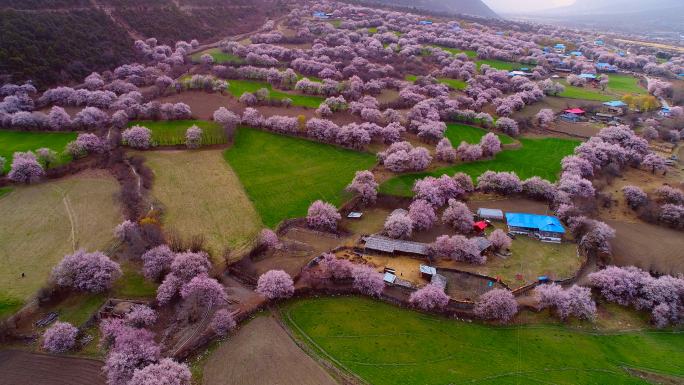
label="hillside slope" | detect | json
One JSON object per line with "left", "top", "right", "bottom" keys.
{"left": 0, "top": 0, "right": 287, "bottom": 88}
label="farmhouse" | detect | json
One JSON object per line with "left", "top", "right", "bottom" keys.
{"left": 553, "top": 44, "right": 566, "bottom": 54}
{"left": 364, "top": 235, "right": 429, "bottom": 257}
{"left": 505, "top": 213, "right": 566, "bottom": 243}
{"left": 578, "top": 74, "right": 597, "bottom": 80}
{"left": 563, "top": 108, "right": 585, "bottom": 116}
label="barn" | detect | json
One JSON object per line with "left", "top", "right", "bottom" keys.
{"left": 505, "top": 213, "right": 566, "bottom": 243}
{"left": 363, "top": 235, "right": 429, "bottom": 258}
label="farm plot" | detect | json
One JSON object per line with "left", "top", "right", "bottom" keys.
{"left": 142, "top": 150, "right": 262, "bottom": 258}
{"left": 284, "top": 297, "right": 684, "bottom": 385}
{"left": 0, "top": 176, "right": 122, "bottom": 317}
{"left": 424, "top": 44, "right": 477, "bottom": 57}
{"left": 475, "top": 59, "right": 516, "bottom": 71}
{"left": 380, "top": 137, "right": 579, "bottom": 197}
{"left": 191, "top": 48, "right": 244, "bottom": 63}
{"left": 202, "top": 316, "right": 337, "bottom": 385}
{"left": 224, "top": 127, "right": 377, "bottom": 228}
{"left": 557, "top": 81, "right": 620, "bottom": 102}
{"left": 128, "top": 120, "right": 227, "bottom": 146}
{"left": 607, "top": 74, "right": 647, "bottom": 94}
{"left": 444, "top": 123, "right": 515, "bottom": 146}
{"left": 227, "top": 80, "right": 324, "bottom": 108}
{"left": 0, "top": 130, "right": 78, "bottom": 173}
{"left": 0, "top": 350, "right": 106, "bottom": 385}
{"left": 406, "top": 75, "right": 467, "bottom": 90}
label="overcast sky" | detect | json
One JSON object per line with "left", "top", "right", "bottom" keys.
{"left": 483, "top": 0, "right": 575, "bottom": 12}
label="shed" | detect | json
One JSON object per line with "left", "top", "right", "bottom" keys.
{"left": 391, "top": 208, "right": 408, "bottom": 216}
{"left": 348, "top": 212, "right": 363, "bottom": 218}
{"left": 603, "top": 101, "right": 627, "bottom": 108}
{"left": 563, "top": 108, "right": 585, "bottom": 115}
{"left": 473, "top": 237, "right": 492, "bottom": 253}
{"left": 477, "top": 208, "right": 504, "bottom": 221}
{"left": 570, "top": 51, "right": 583, "bottom": 56}
{"left": 595, "top": 113, "right": 614, "bottom": 121}
{"left": 560, "top": 113, "right": 580, "bottom": 123}
{"left": 419, "top": 21, "right": 433, "bottom": 25}
{"left": 383, "top": 272, "right": 396, "bottom": 284}
{"left": 364, "top": 235, "right": 429, "bottom": 257}
{"left": 473, "top": 221, "right": 487, "bottom": 234}
{"left": 419, "top": 265, "right": 436, "bottom": 280}
{"left": 578, "top": 74, "right": 597, "bottom": 79}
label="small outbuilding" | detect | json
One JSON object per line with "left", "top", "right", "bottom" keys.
{"left": 473, "top": 237, "right": 492, "bottom": 253}
{"left": 419, "top": 265, "right": 436, "bottom": 280}
{"left": 383, "top": 272, "right": 397, "bottom": 284}
{"left": 559, "top": 113, "right": 580, "bottom": 123}
{"left": 473, "top": 221, "right": 487, "bottom": 234}
{"left": 347, "top": 212, "right": 363, "bottom": 218}
{"left": 477, "top": 208, "right": 504, "bottom": 221}
{"left": 563, "top": 108, "right": 585, "bottom": 115}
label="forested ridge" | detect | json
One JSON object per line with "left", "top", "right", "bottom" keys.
{"left": 0, "top": 0, "right": 286, "bottom": 89}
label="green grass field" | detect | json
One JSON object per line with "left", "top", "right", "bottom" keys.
{"left": 406, "top": 75, "right": 467, "bottom": 90}
{"left": 0, "top": 130, "right": 78, "bottom": 172}
{"left": 476, "top": 60, "right": 516, "bottom": 71}
{"left": 557, "top": 81, "right": 616, "bottom": 102}
{"left": 444, "top": 123, "right": 515, "bottom": 146}
{"left": 380, "top": 137, "right": 579, "bottom": 196}
{"left": 191, "top": 48, "right": 244, "bottom": 63}
{"left": 224, "top": 127, "right": 377, "bottom": 227}
{"left": 284, "top": 297, "right": 684, "bottom": 385}
{"left": 227, "top": 80, "right": 324, "bottom": 108}
{"left": 127, "top": 120, "right": 227, "bottom": 146}
{"left": 424, "top": 44, "right": 478, "bottom": 57}
{"left": 607, "top": 74, "right": 647, "bottom": 94}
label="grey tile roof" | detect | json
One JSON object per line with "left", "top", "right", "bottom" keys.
{"left": 364, "top": 235, "right": 429, "bottom": 255}
{"left": 473, "top": 237, "right": 492, "bottom": 252}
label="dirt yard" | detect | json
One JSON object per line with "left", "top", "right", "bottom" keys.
{"left": 202, "top": 316, "right": 337, "bottom": 385}
{"left": 552, "top": 121, "right": 601, "bottom": 137}
{"left": 0, "top": 350, "right": 106, "bottom": 385}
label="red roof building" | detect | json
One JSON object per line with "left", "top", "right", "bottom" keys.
{"left": 473, "top": 221, "right": 487, "bottom": 234}
{"left": 563, "top": 108, "right": 585, "bottom": 115}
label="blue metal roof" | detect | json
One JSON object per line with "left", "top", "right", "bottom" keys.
{"left": 453, "top": 26, "right": 461, "bottom": 29}
{"left": 570, "top": 51, "right": 582, "bottom": 56}
{"left": 579, "top": 74, "right": 596, "bottom": 79}
{"left": 554, "top": 44, "right": 565, "bottom": 47}
{"left": 603, "top": 101, "right": 627, "bottom": 107}
{"left": 596, "top": 63, "right": 609, "bottom": 67}
{"left": 420, "top": 21, "right": 433, "bottom": 24}
{"left": 505, "top": 213, "right": 566, "bottom": 233}
{"left": 619, "top": 52, "right": 626, "bottom": 56}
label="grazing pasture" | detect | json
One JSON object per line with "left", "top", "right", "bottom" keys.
{"left": 128, "top": 120, "right": 227, "bottom": 146}
{"left": 425, "top": 44, "right": 477, "bottom": 57}
{"left": 191, "top": 48, "right": 244, "bottom": 63}
{"left": 444, "top": 123, "right": 515, "bottom": 146}
{"left": 406, "top": 75, "right": 467, "bottom": 90}
{"left": 227, "top": 80, "right": 325, "bottom": 108}
{"left": 285, "top": 297, "right": 684, "bottom": 385}
{"left": 224, "top": 127, "right": 377, "bottom": 228}
{"left": 557, "top": 81, "right": 619, "bottom": 102}
{"left": 0, "top": 130, "right": 78, "bottom": 172}
{"left": 607, "top": 74, "right": 647, "bottom": 94}
{"left": 380, "top": 137, "right": 579, "bottom": 196}
{"left": 475, "top": 60, "right": 516, "bottom": 71}
{"left": 202, "top": 316, "right": 337, "bottom": 385}
{"left": 142, "top": 150, "right": 262, "bottom": 258}
{"left": 0, "top": 176, "right": 122, "bottom": 317}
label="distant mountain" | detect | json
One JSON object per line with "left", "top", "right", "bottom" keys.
{"left": 536, "top": 0, "right": 673, "bottom": 15}
{"left": 503, "top": 0, "right": 682, "bottom": 37}
{"left": 366, "top": 0, "right": 501, "bottom": 19}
